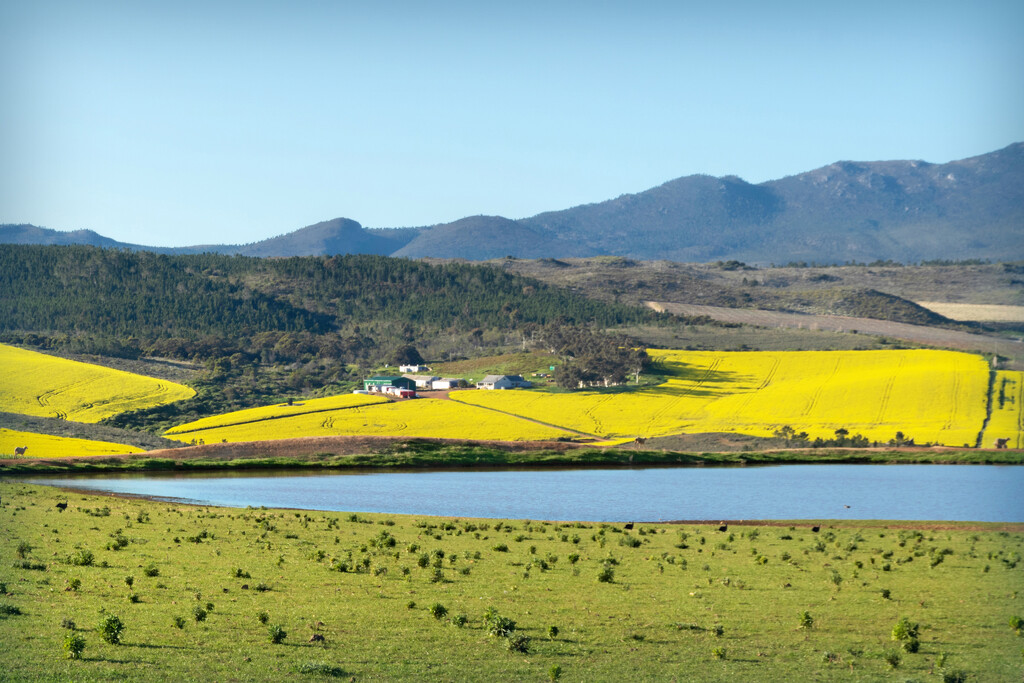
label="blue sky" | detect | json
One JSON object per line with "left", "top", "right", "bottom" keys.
{"left": 2, "top": 1, "right": 1022, "bottom": 247}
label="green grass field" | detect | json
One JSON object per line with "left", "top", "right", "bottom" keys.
{"left": 1, "top": 483, "right": 1021, "bottom": 681}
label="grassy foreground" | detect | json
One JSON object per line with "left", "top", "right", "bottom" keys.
{"left": 1, "top": 483, "right": 1022, "bottom": 681}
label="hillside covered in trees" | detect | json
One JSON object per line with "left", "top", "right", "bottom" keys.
{"left": 0, "top": 246, "right": 655, "bottom": 429}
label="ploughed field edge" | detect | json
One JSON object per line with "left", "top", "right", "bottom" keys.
{"left": 0, "top": 435, "right": 1022, "bottom": 475}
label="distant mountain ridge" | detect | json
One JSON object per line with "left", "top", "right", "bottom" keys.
{"left": 4, "top": 143, "right": 1021, "bottom": 263}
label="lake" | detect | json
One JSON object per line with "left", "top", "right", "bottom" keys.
{"left": 28, "top": 464, "right": 1024, "bottom": 522}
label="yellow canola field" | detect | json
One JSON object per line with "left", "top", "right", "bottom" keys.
{"left": 451, "top": 349, "right": 990, "bottom": 446}
{"left": 982, "top": 370, "right": 1024, "bottom": 449}
{"left": 164, "top": 398, "right": 574, "bottom": 444}
{"left": 166, "top": 393, "right": 388, "bottom": 435}
{"left": 0, "top": 428, "right": 145, "bottom": 458}
{"left": 0, "top": 344, "right": 195, "bottom": 423}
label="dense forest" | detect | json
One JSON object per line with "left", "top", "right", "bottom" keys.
{"left": 0, "top": 246, "right": 659, "bottom": 430}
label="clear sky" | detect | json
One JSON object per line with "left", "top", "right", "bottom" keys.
{"left": 2, "top": 1, "right": 1022, "bottom": 247}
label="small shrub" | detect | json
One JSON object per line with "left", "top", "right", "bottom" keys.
{"left": 493, "top": 543, "right": 509, "bottom": 553}
{"left": 883, "top": 650, "right": 901, "bottom": 669}
{"left": 1010, "top": 615, "right": 1023, "bottom": 634}
{"left": 268, "top": 624, "right": 287, "bottom": 644}
{"left": 257, "top": 611, "right": 269, "bottom": 624}
{"left": 799, "top": 611, "right": 813, "bottom": 629}
{"left": 297, "top": 662, "right": 346, "bottom": 677}
{"left": 597, "top": 566, "right": 615, "bottom": 583}
{"left": 124, "top": 576, "right": 134, "bottom": 588}
{"left": 429, "top": 603, "right": 448, "bottom": 620}
{"left": 143, "top": 564, "right": 159, "bottom": 577}
{"left": 127, "top": 593, "right": 140, "bottom": 604}
{"left": 173, "top": 615, "right": 186, "bottom": 629}
{"left": 712, "top": 647, "right": 727, "bottom": 660}
{"left": 549, "top": 664, "right": 563, "bottom": 681}
{"left": 711, "top": 624, "right": 724, "bottom": 637}
{"left": 0, "top": 603, "right": 23, "bottom": 616}
{"left": 451, "top": 613, "right": 468, "bottom": 628}
{"left": 902, "top": 637, "right": 920, "bottom": 653}
{"left": 61, "top": 617, "right": 76, "bottom": 630}
{"left": 548, "top": 625, "right": 559, "bottom": 639}
{"left": 16, "top": 541, "right": 31, "bottom": 559}
{"left": 66, "top": 578, "right": 81, "bottom": 592}
{"left": 63, "top": 633, "right": 86, "bottom": 659}
{"left": 880, "top": 588, "right": 891, "bottom": 600}
{"left": 942, "top": 670, "right": 968, "bottom": 683}
{"left": 254, "top": 583, "right": 270, "bottom": 592}
{"left": 891, "top": 616, "right": 919, "bottom": 642}
{"left": 192, "top": 605, "right": 207, "bottom": 622}
{"left": 505, "top": 633, "right": 531, "bottom": 653}
{"left": 98, "top": 614, "right": 125, "bottom": 645}
{"left": 69, "top": 550, "right": 94, "bottom": 567}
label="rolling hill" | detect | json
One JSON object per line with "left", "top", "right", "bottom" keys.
{"left": 3, "top": 142, "right": 1021, "bottom": 263}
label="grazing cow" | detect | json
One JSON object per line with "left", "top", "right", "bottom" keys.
{"left": 624, "top": 522, "right": 634, "bottom": 530}
{"left": 994, "top": 438, "right": 1010, "bottom": 449}
{"left": 634, "top": 437, "right": 647, "bottom": 448}
{"left": 811, "top": 526, "right": 820, "bottom": 533}
{"left": 13, "top": 446, "right": 27, "bottom": 456}
{"left": 718, "top": 524, "right": 728, "bottom": 532}
{"left": 56, "top": 502, "right": 68, "bottom": 512}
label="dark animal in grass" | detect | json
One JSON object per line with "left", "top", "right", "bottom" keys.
{"left": 13, "top": 446, "right": 27, "bottom": 456}
{"left": 56, "top": 502, "right": 67, "bottom": 512}
{"left": 994, "top": 438, "right": 1010, "bottom": 449}
{"left": 309, "top": 633, "right": 325, "bottom": 643}
{"left": 811, "top": 526, "right": 820, "bottom": 533}
{"left": 634, "top": 437, "right": 647, "bottom": 448}
{"left": 624, "top": 522, "right": 634, "bottom": 530}
{"left": 718, "top": 524, "right": 728, "bottom": 532}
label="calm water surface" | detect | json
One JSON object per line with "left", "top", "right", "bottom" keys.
{"left": 29, "top": 464, "right": 1024, "bottom": 522}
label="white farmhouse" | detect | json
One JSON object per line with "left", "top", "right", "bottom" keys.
{"left": 476, "top": 374, "right": 532, "bottom": 390}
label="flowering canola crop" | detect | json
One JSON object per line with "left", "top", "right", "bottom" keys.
{"left": 982, "top": 370, "right": 1024, "bottom": 449}
{"left": 0, "top": 343, "right": 195, "bottom": 423}
{"left": 166, "top": 394, "right": 388, "bottom": 435}
{"left": 164, "top": 398, "right": 573, "bottom": 444}
{"left": 452, "top": 349, "right": 990, "bottom": 446}
{"left": 0, "top": 428, "right": 145, "bottom": 458}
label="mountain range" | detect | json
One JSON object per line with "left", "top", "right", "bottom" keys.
{"left": 3, "top": 143, "right": 1021, "bottom": 264}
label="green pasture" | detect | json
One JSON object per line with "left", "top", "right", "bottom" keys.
{"left": 0, "top": 483, "right": 1021, "bottom": 681}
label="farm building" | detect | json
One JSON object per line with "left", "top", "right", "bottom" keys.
{"left": 403, "top": 374, "right": 440, "bottom": 389}
{"left": 432, "top": 378, "right": 468, "bottom": 390}
{"left": 363, "top": 376, "right": 416, "bottom": 393}
{"left": 399, "top": 364, "right": 431, "bottom": 373}
{"left": 476, "top": 374, "right": 532, "bottom": 390}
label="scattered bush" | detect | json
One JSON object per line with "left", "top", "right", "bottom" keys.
{"left": 549, "top": 664, "right": 562, "bottom": 681}
{"left": 1010, "top": 615, "right": 1023, "bottom": 635}
{"left": 296, "top": 662, "right": 346, "bottom": 677}
{"left": 68, "top": 550, "right": 94, "bottom": 567}
{"left": 192, "top": 605, "right": 207, "bottom": 623}
{"left": 173, "top": 616, "right": 186, "bottom": 629}
{"left": 0, "top": 603, "right": 23, "bottom": 616}
{"left": 143, "top": 564, "right": 159, "bottom": 577}
{"left": 883, "top": 650, "right": 901, "bottom": 669}
{"left": 60, "top": 617, "right": 76, "bottom": 630}
{"left": 268, "top": 624, "right": 287, "bottom": 644}
{"left": 63, "top": 633, "right": 86, "bottom": 660}
{"left": 891, "top": 616, "right": 919, "bottom": 642}
{"left": 429, "top": 603, "right": 448, "bottom": 620}
{"left": 505, "top": 633, "right": 531, "bottom": 653}
{"left": 548, "top": 625, "right": 559, "bottom": 639}
{"left": 257, "top": 611, "right": 269, "bottom": 624}
{"left": 943, "top": 670, "right": 968, "bottom": 683}
{"left": 799, "top": 611, "right": 813, "bottom": 629}
{"left": 712, "top": 647, "right": 727, "bottom": 660}
{"left": 597, "top": 565, "right": 615, "bottom": 583}
{"left": 98, "top": 614, "right": 125, "bottom": 645}
{"left": 451, "top": 613, "right": 468, "bottom": 628}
